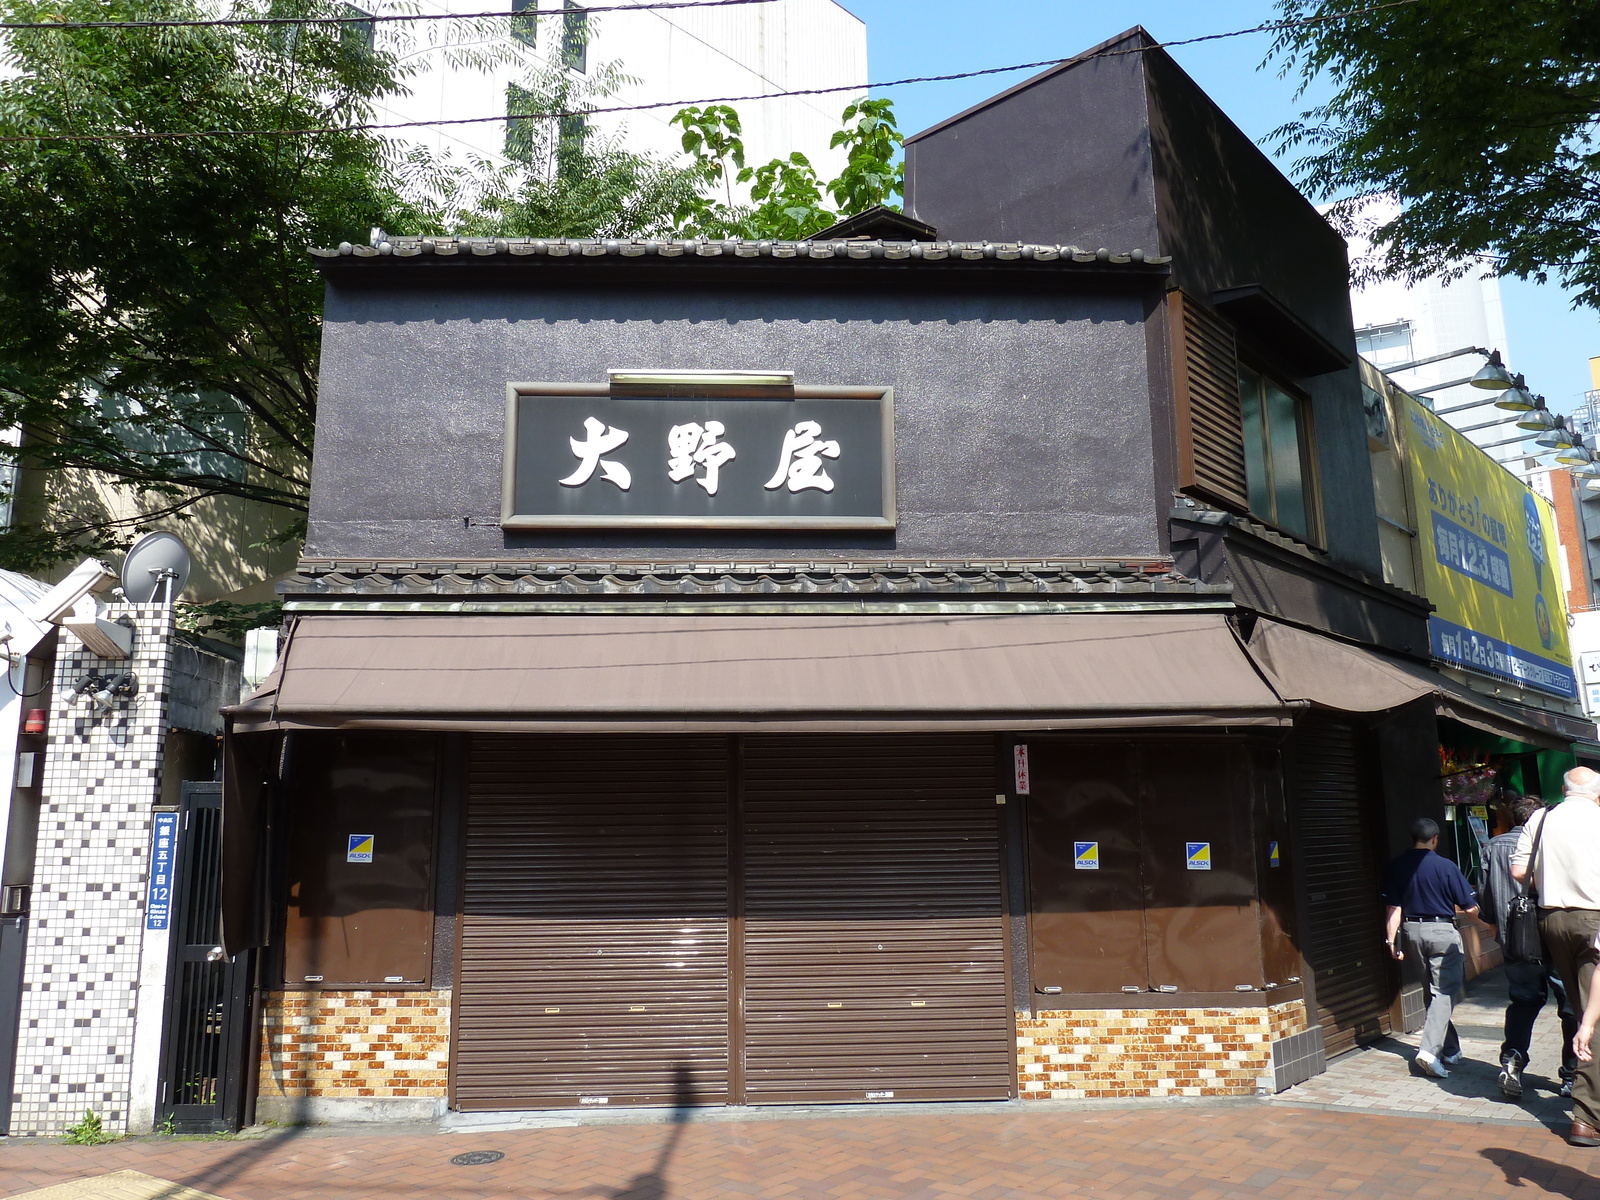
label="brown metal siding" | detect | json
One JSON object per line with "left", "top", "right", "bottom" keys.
{"left": 455, "top": 734, "right": 731, "bottom": 1110}
{"left": 1292, "top": 717, "right": 1391, "bottom": 1056}
{"left": 740, "top": 734, "right": 1012, "bottom": 1103}
{"left": 1141, "top": 748, "right": 1265, "bottom": 993}
{"left": 1027, "top": 744, "right": 1149, "bottom": 993}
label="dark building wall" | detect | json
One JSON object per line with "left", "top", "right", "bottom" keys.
{"left": 902, "top": 29, "right": 1384, "bottom": 578}
{"left": 307, "top": 276, "right": 1166, "bottom": 562}
{"left": 902, "top": 32, "right": 1161, "bottom": 256}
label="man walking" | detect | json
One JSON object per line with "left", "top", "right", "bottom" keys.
{"left": 1382, "top": 816, "right": 1480, "bottom": 1079}
{"left": 1513, "top": 766, "right": 1600, "bottom": 1147}
{"left": 1481, "top": 793, "right": 1578, "bottom": 1100}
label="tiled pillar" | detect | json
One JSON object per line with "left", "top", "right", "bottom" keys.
{"left": 7, "top": 604, "right": 174, "bottom": 1136}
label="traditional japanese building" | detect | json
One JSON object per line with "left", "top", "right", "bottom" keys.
{"left": 213, "top": 28, "right": 1592, "bottom": 1127}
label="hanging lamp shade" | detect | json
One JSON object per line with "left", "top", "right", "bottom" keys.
{"left": 1494, "top": 373, "right": 1536, "bottom": 411}
{"left": 1517, "top": 406, "right": 1558, "bottom": 431}
{"left": 1471, "top": 349, "right": 1514, "bottom": 389}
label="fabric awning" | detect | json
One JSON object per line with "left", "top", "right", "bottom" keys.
{"left": 1245, "top": 617, "right": 1593, "bottom": 750}
{"left": 226, "top": 611, "right": 1287, "bottom": 733}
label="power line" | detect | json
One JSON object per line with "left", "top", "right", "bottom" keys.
{"left": 0, "top": 0, "right": 1425, "bottom": 144}
{"left": 0, "top": 0, "right": 775, "bottom": 30}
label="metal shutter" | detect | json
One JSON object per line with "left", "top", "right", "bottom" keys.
{"left": 1170, "top": 290, "right": 1250, "bottom": 513}
{"left": 455, "top": 734, "right": 730, "bottom": 1110}
{"left": 1292, "top": 716, "right": 1392, "bottom": 1056}
{"left": 740, "top": 734, "right": 1012, "bottom": 1103}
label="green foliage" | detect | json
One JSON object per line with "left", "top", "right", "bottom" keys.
{"left": 176, "top": 598, "right": 285, "bottom": 641}
{"left": 826, "top": 98, "right": 905, "bottom": 215}
{"left": 672, "top": 98, "right": 906, "bottom": 240}
{"left": 0, "top": 0, "right": 410, "bottom": 570}
{"left": 1269, "top": 0, "right": 1600, "bottom": 307}
{"left": 62, "top": 1109, "right": 118, "bottom": 1144}
{"left": 155, "top": 1113, "right": 177, "bottom": 1136}
{"left": 410, "top": 60, "right": 698, "bottom": 241}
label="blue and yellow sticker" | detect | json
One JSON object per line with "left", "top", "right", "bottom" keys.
{"left": 346, "top": 833, "right": 374, "bottom": 863}
{"left": 1269, "top": 840, "right": 1281, "bottom": 867}
{"left": 1185, "top": 841, "right": 1212, "bottom": 871}
{"left": 1074, "top": 841, "right": 1100, "bottom": 870}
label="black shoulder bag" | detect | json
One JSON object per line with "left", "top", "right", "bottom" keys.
{"left": 1503, "top": 812, "right": 1547, "bottom": 964}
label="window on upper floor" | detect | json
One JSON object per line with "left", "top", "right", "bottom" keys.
{"left": 510, "top": 0, "right": 538, "bottom": 48}
{"left": 562, "top": 0, "right": 588, "bottom": 73}
{"left": 1238, "top": 362, "right": 1321, "bottom": 545}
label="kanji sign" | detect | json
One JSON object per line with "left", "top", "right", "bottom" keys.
{"left": 502, "top": 385, "right": 894, "bottom": 530}
{"left": 145, "top": 811, "right": 179, "bottom": 931}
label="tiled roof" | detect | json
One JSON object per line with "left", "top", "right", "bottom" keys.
{"left": 282, "top": 557, "right": 1226, "bottom": 598}
{"left": 309, "top": 236, "right": 1169, "bottom": 269}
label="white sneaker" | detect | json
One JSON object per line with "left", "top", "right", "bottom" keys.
{"left": 1442, "top": 1051, "right": 1464, "bottom": 1065}
{"left": 1414, "top": 1052, "right": 1450, "bottom": 1079}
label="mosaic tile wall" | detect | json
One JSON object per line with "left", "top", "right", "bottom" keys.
{"left": 8, "top": 606, "right": 174, "bottom": 1136}
{"left": 257, "top": 990, "right": 451, "bottom": 1101}
{"left": 1016, "top": 1000, "right": 1311, "bottom": 1099}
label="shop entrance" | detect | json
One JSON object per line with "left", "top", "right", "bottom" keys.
{"left": 451, "top": 733, "right": 1012, "bottom": 1111}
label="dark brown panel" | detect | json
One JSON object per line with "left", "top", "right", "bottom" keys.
{"left": 1252, "top": 744, "right": 1303, "bottom": 989}
{"left": 1292, "top": 716, "right": 1391, "bottom": 1056}
{"left": 1140, "top": 746, "right": 1265, "bottom": 993}
{"left": 741, "top": 734, "right": 1011, "bottom": 1103}
{"left": 1026, "top": 743, "right": 1147, "bottom": 994}
{"left": 1170, "top": 290, "right": 1250, "bottom": 513}
{"left": 281, "top": 733, "right": 438, "bottom": 986}
{"left": 455, "top": 735, "right": 730, "bottom": 1110}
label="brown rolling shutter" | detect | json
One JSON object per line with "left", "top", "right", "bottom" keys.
{"left": 739, "top": 734, "right": 1012, "bottom": 1103}
{"left": 1292, "top": 716, "right": 1392, "bottom": 1056}
{"left": 1169, "top": 290, "right": 1250, "bottom": 513}
{"left": 455, "top": 734, "right": 730, "bottom": 1110}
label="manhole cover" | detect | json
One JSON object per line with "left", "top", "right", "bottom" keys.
{"left": 451, "top": 1150, "right": 506, "bottom": 1167}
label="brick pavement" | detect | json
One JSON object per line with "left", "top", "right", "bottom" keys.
{"left": 5, "top": 1100, "right": 1600, "bottom": 1200}
{"left": 5, "top": 966, "right": 1599, "bottom": 1200}
{"left": 1277, "top": 965, "right": 1573, "bottom": 1128}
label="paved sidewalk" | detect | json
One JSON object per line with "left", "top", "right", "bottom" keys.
{"left": 1277, "top": 965, "right": 1572, "bottom": 1128}
{"left": 4, "top": 1101, "right": 1600, "bottom": 1200}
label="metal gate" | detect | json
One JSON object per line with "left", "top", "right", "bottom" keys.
{"left": 1291, "top": 716, "right": 1391, "bottom": 1057}
{"left": 455, "top": 733, "right": 1012, "bottom": 1111}
{"left": 155, "top": 782, "right": 256, "bottom": 1132}
{"left": 741, "top": 734, "right": 1012, "bottom": 1103}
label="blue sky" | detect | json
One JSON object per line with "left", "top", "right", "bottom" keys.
{"left": 835, "top": 0, "right": 1600, "bottom": 415}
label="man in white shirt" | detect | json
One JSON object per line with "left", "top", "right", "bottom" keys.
{"left": 1513, "top": 766, "right": 1600, "bottom": 1146}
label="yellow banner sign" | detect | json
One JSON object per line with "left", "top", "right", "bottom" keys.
{"left": 1400, "top": 395, "right": 1576, "bottom": 699}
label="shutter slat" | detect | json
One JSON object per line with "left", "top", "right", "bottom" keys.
{"left": 1170, "top": 291, "right": 1250, "bottom": 512}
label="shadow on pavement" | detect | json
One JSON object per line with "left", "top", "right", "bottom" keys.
{"left": 1482, "top": 1148, "right": 1600, "bottom": 1196}
{"left": 550, "top": 1065, "right": 697, "bottom": 1200}
{"left": 156, "top": 1124, "right": 310, "bottom": 1198}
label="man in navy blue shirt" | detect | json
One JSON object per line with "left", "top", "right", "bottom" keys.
{"left": 1382, "top": 816, "right": 1481, "bottom": 1079}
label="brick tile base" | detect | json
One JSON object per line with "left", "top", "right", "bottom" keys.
{"left": 257, "top": 990, "right": 450, "bottom": 1101}
{"left": 1016, "top": 1001, "right": 1310, "bottom": 1099}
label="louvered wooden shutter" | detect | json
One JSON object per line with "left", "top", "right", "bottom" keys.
{"left": 1169, "top": 290, "right": 1250, "bottom": 512}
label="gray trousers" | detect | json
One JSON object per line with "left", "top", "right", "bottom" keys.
{"left": 1404, "top": 920, "right": 1464, "bottom": 1061}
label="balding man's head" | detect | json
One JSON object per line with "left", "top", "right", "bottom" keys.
{"left": 1564, "top": 766, "right": 1600, "bottom": 800}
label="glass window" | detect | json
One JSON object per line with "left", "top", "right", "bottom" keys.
{"left": 1238, "top": 363, "right": 1319, "bottom": 544}
{"left": 510, "top": 0, "right": 537, "bottom": 48}
{"left": 562, "top": 0, "right": 588, "bottom": 73}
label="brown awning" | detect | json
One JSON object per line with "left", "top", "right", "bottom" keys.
{"left": 1245, "top": 617, "right": 1594, "bottom": 750}
{"left": 227, "top": 611, "right": 1286, "bottom": 733}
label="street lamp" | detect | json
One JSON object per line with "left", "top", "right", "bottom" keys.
{"left": 1493, "top": 373, "right": 1536, "bottom": 411}
{"left": 1470, "top": 349, "right": 1514, "bottom": 390}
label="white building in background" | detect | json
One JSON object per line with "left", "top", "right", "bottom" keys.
{"left": 374, "top": 0, "right": 867, "bottom": 183}
{"left": 1342, "top": 196, "right": 1536, "bottom": 471}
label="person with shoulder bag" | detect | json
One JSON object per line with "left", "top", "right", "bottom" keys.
{"left": 1480, "top": 793, "right": 1578, "bottom": 1100}
{"left": 1512, "top": 767, "right": 1600, "bottom": 1146}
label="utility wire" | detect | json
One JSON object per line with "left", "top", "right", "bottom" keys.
{"left": 0, "top": 0, "right": 776, "bottom": 30}
{"left": 0, "top": 0, "right": 1425, "bottom": 143}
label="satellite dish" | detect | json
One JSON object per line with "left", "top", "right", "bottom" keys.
{"left": 120, "top": 532, "right": 193, "bottom": 605}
